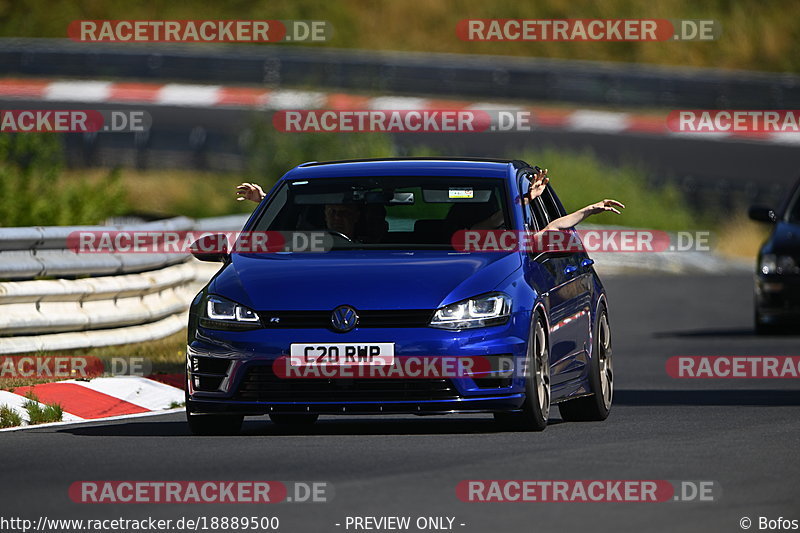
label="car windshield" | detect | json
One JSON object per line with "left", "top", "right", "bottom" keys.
{"left": 251, "top": 176, "right": 510, "bottom": 249}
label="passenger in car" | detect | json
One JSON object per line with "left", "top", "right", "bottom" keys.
{"left": 357, "top": 204, "right": 389, "bottom": 243}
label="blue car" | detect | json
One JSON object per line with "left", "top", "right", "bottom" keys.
{"left": 185, "top": 157, "right": 613, "bottom": 434}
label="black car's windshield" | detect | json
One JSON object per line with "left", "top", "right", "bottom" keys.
{"left": 252, "top": 176, "right": 510, "bottom": 249}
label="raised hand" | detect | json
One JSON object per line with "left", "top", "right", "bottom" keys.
{"left": 525, "top": 168, "right": 549, "bottom": 203}
{"left": 543, "top": 198, "right": 625, "bottom": 231}
{"left": 585, "top": 199, "right": 625, "bottom": 215}
{"left": 236, "top": 182, "right": 265, "bottom": 203}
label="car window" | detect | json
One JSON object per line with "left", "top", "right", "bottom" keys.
{"left": 529, "top": 198, "right": 548, "bottom": 231}
{"left": 541, "top": 187, "right": 566, "bottom": 222}
{"left": 251, "top": 176, "right": 511, "bottom": 249}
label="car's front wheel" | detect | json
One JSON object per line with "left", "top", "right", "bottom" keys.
{"left": 494, "top": 314, "right": 550, "bottom": 431}
{"left": 558, "top": 307, "right": 613, "bottom": 421}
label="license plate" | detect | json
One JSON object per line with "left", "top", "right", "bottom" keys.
{"left": 289, "top": 343, "right": 394, "bottom": 367}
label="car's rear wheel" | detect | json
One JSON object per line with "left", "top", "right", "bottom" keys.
{"left": 494, "top": 315, "right": 549, "bottom": 431}
{"left": 559, "top": 307, "right": 612, "bottom": 421}
{"left": 186, "top": 411, "right": 244, "bottom": 435}
{"left": 269, "top": 413, "right": 319, "bottom": 425}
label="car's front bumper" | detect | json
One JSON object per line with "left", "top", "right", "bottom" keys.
{"left": 187, "top": 394, "right": 527, "bottom": 416}
{"left": 186, "top": 314, "right": 531, "bottom": 415}
{"left": 755, "top": 275, "right": 800, "bottom": 323}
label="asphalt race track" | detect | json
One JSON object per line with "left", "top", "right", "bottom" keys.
{"left": 2, "top": 272, "right": 799, "bottom": 533}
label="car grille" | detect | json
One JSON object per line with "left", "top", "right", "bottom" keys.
{"left": 233, "top": 363, "right": 459, "bottom": 402}
{"left": 257, "top": 309, "right": 434, "bottom": 329}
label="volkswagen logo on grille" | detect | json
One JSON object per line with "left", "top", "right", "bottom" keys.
{"left": 331, "top": 305, "right": 358, "bottom": 332}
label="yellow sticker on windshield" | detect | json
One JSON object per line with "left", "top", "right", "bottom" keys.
{"left": 449, "top": 188, "right": 474, "bottom": 199}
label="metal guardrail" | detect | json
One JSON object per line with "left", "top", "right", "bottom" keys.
{"left": 0, "top": 214, "right": 249, "bottom": 354}
{"left": 0, "top": 216, "right": 194, "bottom": 279}
{"left": 1, "top": 38, "right": 799, "bottom": 109}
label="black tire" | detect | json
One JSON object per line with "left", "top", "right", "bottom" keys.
{"left": 494, "top": 314, "right": 550, "bottom": 432}
{"left": 559, "top": 307, "right": 613, "bottom": 422}
{"left": 269, "top": 413, "right": 319, "bottom": 425}
{"left": 186, "top": 411, "right": 243, "bottom": 435}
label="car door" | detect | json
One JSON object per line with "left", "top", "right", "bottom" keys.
{"left": 517, "top": 173, "right": 570, "bottom": 385}
{"left": 521, "top": 182, "right": 592, "bottom": 387}
{"left": 539, "top": 188, "right": 593, "bottom": 384}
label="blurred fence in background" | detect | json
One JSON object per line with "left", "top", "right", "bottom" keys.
{"left": 0, "top": 214, "right": 248, "bottom": 354}
{"left": 2, "top": 38, "right": 800, "bottom": 108}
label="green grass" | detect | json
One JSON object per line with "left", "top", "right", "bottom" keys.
{"left": 0, "top": 404, "right": 23, "bottom": 428}
{"left": 22, "top": 392, "right": 63, "bottom": 425}
{"left": 0, "top": 133, "right": 127, "bottom": 227}
{"left": 0, "top": 0, "right": 797, "bottom": 73}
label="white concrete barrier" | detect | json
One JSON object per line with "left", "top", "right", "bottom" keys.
{"left": 0, "top": 215, "right": 247, "bottom": 355}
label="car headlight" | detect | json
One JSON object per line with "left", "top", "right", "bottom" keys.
{"left": 200, "top": 295, "right": 261, "bottom": 330}
{"left": 430, "top": 292, "right": 511, "bottom": 330}
{"left": 777, "top": 255, "right": 799, "bottom": 274}
{"left": 760, "top": 254, "right": 777, "bottom": 275}
{"left": 761, "top": 254, "right": 799, "bottom": 275}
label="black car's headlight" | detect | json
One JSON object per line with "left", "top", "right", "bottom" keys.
{"left": 761, "top": 254, "right": 799, "bottom": 275}
{"left": 199, "top": 295, "right": 261, "bottom": 330}
{"left": 430, "top": 292, "right": 511, "bottom": 330}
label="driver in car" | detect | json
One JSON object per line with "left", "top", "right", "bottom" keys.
{"left": 236, "top": 182, "right": 370, "bottom": 241}
{"left": 323, "top": 203, "right": 360, "bottom": 239}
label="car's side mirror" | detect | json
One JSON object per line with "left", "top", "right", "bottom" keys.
{"left": 748, "top": 205, "right": 777, "bottom": 224}
{"left": 190, "top": 234, "right": 229, "bottom": 262}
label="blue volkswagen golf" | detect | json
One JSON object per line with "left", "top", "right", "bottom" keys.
{"left": 185, "top": 158, "right": 613, "bottom": 434}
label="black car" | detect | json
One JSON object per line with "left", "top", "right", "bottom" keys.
{"left": 750, "top": 177, "right": 800, "bottom": 334}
